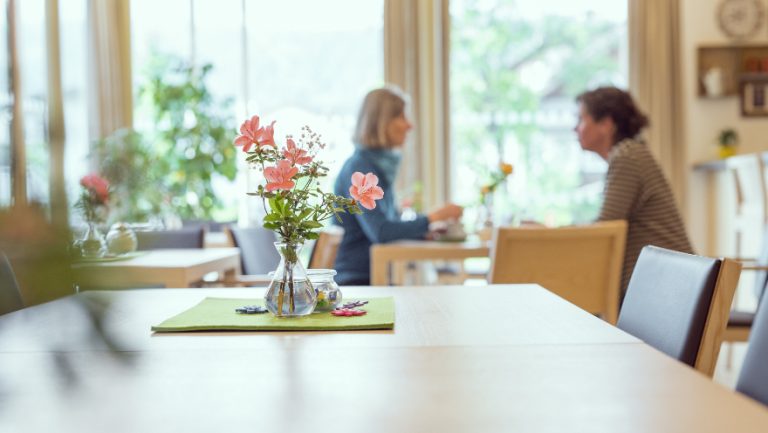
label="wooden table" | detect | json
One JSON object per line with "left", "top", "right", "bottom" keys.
{"left": 370, "top": 240, "right": 490, "bottom": 285}
{"left": 73, "top": 248, "right": 241, "bottom": 289}
{"left": 0, "top": 284, "right": 766, "bottom": 432}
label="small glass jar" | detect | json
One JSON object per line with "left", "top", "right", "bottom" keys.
{"left": 308, "top": 269, "right": 342, "bottom": 312}
{"left": 106, "top": 222, "right": 138, "bottom": 255}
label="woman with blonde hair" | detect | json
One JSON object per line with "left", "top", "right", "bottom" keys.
{"left": 333, "top": 86, "right": 462, "bottom": 285}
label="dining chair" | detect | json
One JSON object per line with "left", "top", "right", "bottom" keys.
{"left": 308, "top": 226, "right": 344, "bottom": 269}
{"left": 0, "top": 252, "right": 24, "bottom": 315}
{"left": 226, "top": 225, "right": 280, "bottom": 275}
{"left": 723, "top": 225, "right": 768, "bottom": 343}
{"left": 617, "top": 246, "right": 741, "bottom": 377}
{"left": 135, "top": 227, "right": 205, "bottom": 250}
{"left": 488, "top": 220, "right": 627, "bottom": 324}
{"left": 725, "top": 154, "right": 768, "bottom": 261}
{"left": 735, "top": 280, "right": 768, "bottom": 407}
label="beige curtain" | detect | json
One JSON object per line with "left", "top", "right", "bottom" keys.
{"left": 628, "top": 0, "right": 686, "bottom": 212}
{"left": 46, "top": 0, "right": 67, "bottom": 225}
{"left": 87, "top": 0, "right": 133, "bottom": 140}
{"left": 7, "top": 0, "right": 26, "bottom": 206}
{"left": 384, "top": 0, "right": 450, "bottom": 210}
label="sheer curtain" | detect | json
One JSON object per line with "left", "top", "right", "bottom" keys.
{"left": 46, "top": 0, "right": 67, "bottom": 225}
{"left": 384, "top": 0, "right": 450, "bottom": 210}
{"left": 87, "top": 0, "right": 132, "bottom": 140}
{"left": 628, "top": 0, "right": 686, "bottom": 212}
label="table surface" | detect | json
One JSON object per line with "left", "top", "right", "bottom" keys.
{"left": 72, "top": 248, "right": 241, "bottom": 289}
{"left": 72, "top": 248, "right": 240, "bottom": 269}
{"left": 1, "top": 285, "right": 766, "bottom": 432}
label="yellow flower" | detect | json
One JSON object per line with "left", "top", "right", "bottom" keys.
{"left": 499, "top": 162, "right": 513, "bottom": 176}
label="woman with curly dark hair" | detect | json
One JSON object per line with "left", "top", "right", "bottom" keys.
{"left": 575, "top": 87, "right": 693, "bottom": 298}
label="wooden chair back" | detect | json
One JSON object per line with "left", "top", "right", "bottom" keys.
{"left": 309, "top": 227, "right": 344, "bottom": 269}
{"left": 726, "top": 154, "right": 768, "bottom": 259}
{"left": 488, "top": 220, "right": 627, "bottom": 324}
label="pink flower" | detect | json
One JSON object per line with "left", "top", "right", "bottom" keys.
{"left": 349, "top": 172, "right": 384, "bottom": 210}
{"left": 256, "top": 120, "right": 277, "bottom": 147}
{"left": 264, "top": 160, "right": 299, "bottom": 192}
{"left": 80, "top": 174, "right": 109, "bottom": 205}
{"left": 282, "top": 138, "right": 313, "bottom": 166}
{"left": 234, "top": 115, "right": 277, "bottom": 152}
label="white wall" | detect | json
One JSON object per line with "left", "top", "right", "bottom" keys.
{"left": 681, "top": 0, "right": 768, "bottom": 255}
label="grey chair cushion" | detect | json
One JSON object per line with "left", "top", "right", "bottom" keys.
{"left": 0, "top": 253, "right": 23, "bottom": 315}
{"left": 617, "top": 246, "right": 721, "bottom": 367}
{"left": 228, "top": 226, "right": 280, "bottom": 275}
{"left": 728, "top": 310, "right": 755, "bottom": 328}
{"left": 736, "top": 291, "right": 768, "bottom": 406}
{"left": 136, "top": 228, "right": 204, "bottom": 250}
{"left": 752, "top": 225, "right": 768, "bottom": 301}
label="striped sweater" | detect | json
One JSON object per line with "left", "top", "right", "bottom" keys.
{"left": 598, "top": 139, "right": 693, "bottom": 296}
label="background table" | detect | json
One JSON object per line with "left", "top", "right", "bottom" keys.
{"left": 0, "top": 285, "right": 766, "bottom": 432}
{"left": 72, "top": 248, "right": 240, "bottom": 289}
{"left": 370, "top": 240, "right": 490, "bottom": 285}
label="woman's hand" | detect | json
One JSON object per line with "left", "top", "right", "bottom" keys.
{"left": 427, "top": 203, "right": 463, "bottom": 223}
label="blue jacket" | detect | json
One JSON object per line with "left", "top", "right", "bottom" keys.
{"left": 333, "top": 149, "right": 429, "bottom": 284}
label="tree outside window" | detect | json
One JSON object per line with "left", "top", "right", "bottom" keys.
{"left": 450, "top": 0, "right": 627, "bottom": 227}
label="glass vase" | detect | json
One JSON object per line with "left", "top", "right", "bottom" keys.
{"left": 81, "top": 222, "right": 106, "bottom": 258}
{"left": 265, "top": 242, "right": 317, "bottom": 317}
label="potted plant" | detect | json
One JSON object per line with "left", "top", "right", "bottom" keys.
{"left": 718, "top": 128, "right": 739, "bottom": 159}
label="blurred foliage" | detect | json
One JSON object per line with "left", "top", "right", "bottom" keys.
{"left": 95, "top": 52, "right": 237, "bottom": 224}
{"left": 0, "top": 205, "right": 75, "bottom": 306}
{"left": 93, "top": 129, "right": 165, "bottom": 223}
{"left": 452, "top": 0, "right": 623, "bottom": 224}
{"left": 138, "top": 54, "right": 238, "bottom": 221}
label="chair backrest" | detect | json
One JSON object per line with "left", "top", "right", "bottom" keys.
{"left": 752, "top": 224, "right": 768, "bottom": 302}
{"left": 736, "top": 281, "right": 768, "bottom": 406}
{"left": 308, "top": 226, "right": 344, "bottom": 269}
{"left": 726, "top": 154, "right": 768, "bottom": 259}
{"left": 226, "top": 226, "right": 280, "bottom": 275}
{"left": 488, "top": 220, "right": 627, "bottom": 324}
{"left": 0, "top": 253, "right": 24, "bottom": 315}
{"left": 617, "top": 246, "right": 741, "bottom": 376}
{"left": 182, "top": 219, "right": 235, "bottom": 233}
{"left": 135, "top": 227, "right": 205, "bottom": 250}
{"left": 726, "top": 154, "right": 768, "bottom": 223}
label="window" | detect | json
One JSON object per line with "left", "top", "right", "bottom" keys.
{"left": 0, "top": 0, "right": 88, "bottom": 211}
{"left": 130, "top": 0, "right": 384, "bottom": 222}
{"left": 60, "top": 0, "right": 89, "bottom": 207}
{"left": 16, "top": 0, "right": 50, "bottom": 205}
{"left": 450, "top": 0, "right": 627, "bottom": 226}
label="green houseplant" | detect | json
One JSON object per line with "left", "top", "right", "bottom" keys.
{"left": 93, "top": 54, "right": 239, "bottom": 224}
{"left": 136, "top": 53, "right": 238, "bottom": 221}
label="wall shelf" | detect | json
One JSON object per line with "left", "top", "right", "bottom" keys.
{"left": 697, "top": 44, "right": 768, "bottom": 98}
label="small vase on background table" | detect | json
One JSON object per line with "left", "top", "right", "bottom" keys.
{"left": 81, "top": 222, "right": 106, "bottom": 258}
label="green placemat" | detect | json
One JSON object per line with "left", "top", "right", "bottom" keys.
{"left": 75, "top": 251, "right": 147, "bottom": 263}
{"left": 152, "top": 297, "right": 394, "bottom": 332}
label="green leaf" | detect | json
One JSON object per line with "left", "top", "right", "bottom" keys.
{"left": 301, "top": 221, "right": 323, "bottom": 230}
{"left": 298, "top": 209, "right": 313, "bottom": 221}
{"left": 264, "top": 213, "right": 281, "bottom": 222}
